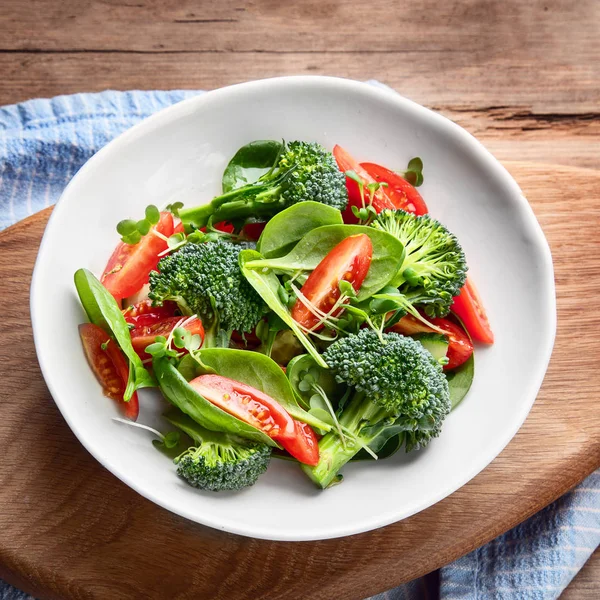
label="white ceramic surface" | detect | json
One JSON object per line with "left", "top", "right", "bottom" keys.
{"left": 30, "top": 76, "right": 556, "bottom": 541}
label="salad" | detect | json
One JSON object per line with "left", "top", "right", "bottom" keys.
{"left": 74, "top": 140, "right": 494, "bottom": 492}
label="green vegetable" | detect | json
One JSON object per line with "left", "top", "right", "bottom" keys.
{"left": 192, "top": 348, "right": 331, "bottom": 432}
{"left": 370, "top": 209, "right": 467, "bottom": 317}
{"left": 180, "top": 141, "right": 348, "bottom": 229}
{"left": 148, "top": 240, "right": 267, "bottom": 347}
{"left": 222, "top": 140, "right": 284, "bottom": 194}
{"left": 153, "top": 355, "right": 276, "bottom": 446}
{"left": 239, "top": 249, "right": 327, "bottom": 368}
{"left": 256, "top": 201, "right": 344, "bottom": 259}
{"left": 244, "top": 224, "right": 406, "bottom": 302}
{"left": 446, "top": 353, "right": 475, "bottom": 409}
{"left": 414, "top": 332, "right": 449, "bottom": 366}
{"left": 166, "top": 409, "right": 271, "bottom": 492}
{"left": 116, "top": 204, "right": 161, "bottom": 245}
{"left": 400, "top": 157, "right": 424, "bottom": 187}
{"left": 74, "top": 268, "right": 154, "bottom": 401}
{"left": 302, "top": 330, "right": 451, "bottom": 488}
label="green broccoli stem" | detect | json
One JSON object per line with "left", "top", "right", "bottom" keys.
{"left": 301, "top": 392, "right": 386, "bottom": 488}
{"left": 180, "top": 189, "right": 286, "bottom": 229}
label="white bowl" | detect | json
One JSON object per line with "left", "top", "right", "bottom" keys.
{"left": 31, "top": 76, "right": 556, "bottom": 541}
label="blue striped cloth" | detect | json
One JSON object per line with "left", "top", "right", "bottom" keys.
{"left": 1, "top": 89, "right": 598, "bottom": 600}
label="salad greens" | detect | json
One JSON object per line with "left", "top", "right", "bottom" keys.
{"left": 75, "top": 139, "right": 486, "bottom": 493}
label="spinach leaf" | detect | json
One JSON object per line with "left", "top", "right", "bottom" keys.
{"left": 196, "top": 348, "right": 331, "bottom": 432}
{"left": 239, "top": 249, "right": 329, "bottom": 368}
{"left": 245, "top": 225, "right": 405, "bottom": 301}
{"left": 446, "top": 353, "right": 474, "bottom": 409}
{"left": 153, "top": 356, "right": 277, "bottom": 446}
{"left": 74, "top": 268, "right": 155, "bottom": 399}
{"left": 257, "top": 201, "right": 343, "bottom": 258}
{"left": 222, "top": 140, "right": 283, "bottom": 193}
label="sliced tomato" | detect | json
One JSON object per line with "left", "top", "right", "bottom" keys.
{"left": 172, "top": 221, "right": 185, "bottom": 235}
{"left": 189, "top": 374, "right": 319, "bottom": 465}
{"left": 451, "top": 277, "right": 494, "bottom": 344}
{"left": 388, "top": 314, "right": 473, "bottom": 370}
{"left": 242, "top": 221, "right": 267, "bottom": 241}
{"left": 79, "top": 323, "right": 139, "bottom": 420}
{"left": 101, "top": 211, "right": 174, "bottom": 303}
{"left": 230, "top": 328, "right": 262, "bottom": 349}
{"left": 130, "top": 316, "right": 204, "bottom": 359}
{"left": 123, "top": 299, "right": 179, "bottom": 327}
{"left": 333, "top": 145, "right": 396, "bottom": 223}
{"left": 291, "top": 234, "right": 373, "bottom": 331}
{"left": 360, "top": 162, "right": 428, "bottom": 215}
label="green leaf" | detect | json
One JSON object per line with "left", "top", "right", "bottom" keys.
{"left": 122, "top": 231, "right": 142, "bottom": 245}
{"left": 446, "top": 352, "right": 474, "bottom": 409}
{"left": 145, "top": 204, "right": 161, "bottom": 224}
{"left": 153, "top": 356, "right": 277, "bottom": 446}
{"left": 222, "top": 140, "right": 284, "bottom": 193}
{"left": 257, "top": 201, "right": 344, "bottom": 259}
{"left": 239, "top": 249, "right": 328, "bottom": 368}
{"left": 244, "top": 225, "right": 406, "bottom": 302}
{"left": 197, "top": 348, "right": 331, "bottom": 432}
{"left": 136, "top": 219, "right": 151, "bottom": 236}
{"left": 74, "top": 269, "right": 155, "bottom": 398}
{"left": 116, "top": 219, "right": 138, "bottom": 236}
{"left": 165, "top": 201, "right": 184, "bottom": 217}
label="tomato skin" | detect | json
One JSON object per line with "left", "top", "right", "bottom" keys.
{"left": 451, "top": 277, "right": 494, "bottom": 344}
{"left": 242, "top": 221, "right": 267, "bottom": 241}
{"left": 388, "top": 314, "right": 473, "bottom": 370}
{"left": 123, "top": 299, "right": 179, "bottom": 327}
{"left": 333, "top": 145, "right": 396, "bottom": 224}
{"left": 360, "top": 163, "right": 428, "bottom": 215}
{"left": 130, "top": 316, "right": 204, "bottom": 359}
{"left": 189, "top": 374, "right": 319, "bottom": 465}
{"left": 292, "top": 234, "right": 373, "bottom": 331}
{"left": 101, "top": 212, "right": 174, "bottom": 302}
{"left": 79, "top": 323, "right": 139, "bottom": 420}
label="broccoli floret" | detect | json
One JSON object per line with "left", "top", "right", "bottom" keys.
{"left": 179, "top": 141, "right": 348, "bottom": 228}
{"left": 148, "top": 240, "right": 266, "bottom": 346}
{"left": 370, "top": 209, "right": 467, "bottom": 317}
{"left": 170, "top": 416, "right": 271, "bottom": 492}
{"left": 302, "top": 329, "right": 450, "bottom": 488}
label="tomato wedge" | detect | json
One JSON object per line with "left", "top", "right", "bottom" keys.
{"left": 189, "top": 374, "right": 319, "bottom": 465}
{"left": 333, "top": 145, "right": 396, "bottom": 223}
{"left": 291, "top": 234, "right": 373, "bottom": 331}
{"left": 388, "top": 314, "right": 473, "bottom": 370}
{"left": 451, "top": 277, "right": 494, "bottom": 344}
{"left": 79, "top": 323, "right": 139, "bottom": 420}
{"left": 242, "top": 221, "right": 267, "bottom": 241}
{"left": 130, "top": 316, "right": 205, "bottom": 359}
{"left": 360, "top": 162, "right": 428, "bottom": 215}
{"left": 101, "top": 211, "right": 174, "bottom": 303}
{"left": 123, "top": 299, "right": 179, "bottom": 327}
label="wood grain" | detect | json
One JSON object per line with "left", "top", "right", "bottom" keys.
{"left": 0, "top": 162, "right": 598, "bottom": 600}
{"left": 0, "top": 0, "right": 598, "bottom": 168}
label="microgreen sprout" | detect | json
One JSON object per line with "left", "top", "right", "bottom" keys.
{"left": 164, "top": 201, "right": 184, "bottom": 217}
{"left": 116, "top": 205, "right": 161, "bottom": 245}
{"left": 399, "top": 157, "right": 424, "bottom": 187}
{"left": 112, "top": 417, "right": 181, "bottom": 450}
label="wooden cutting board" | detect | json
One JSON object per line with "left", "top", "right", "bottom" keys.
{"left": 0, "top": 162, "right": 598, "bottom": 600}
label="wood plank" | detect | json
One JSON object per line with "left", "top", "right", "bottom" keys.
{"left": 0, "top": 162, "right": 598, "bottom": 600}
{"left": 0, "top": 52, "right": 598, "bottom": 169}
{"left": 561, "top": 550, "right": 600, "bottom": 600}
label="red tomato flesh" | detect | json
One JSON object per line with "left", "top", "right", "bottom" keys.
{"left": 291, "top": 234, "right": 373, "bottom": 331}
{"left": 333, "top": 145, "right": 396, "bottom": 224}
{"left": 451, "top": 277, "right": 494, "bottom": 344}
{"left": 189, "top": 374, "right": 319, "bottom": 465}
{"left": 388, "top": 314, "right": 473, "bottom": 370}
{"left": 101, "top": 211, "right": 174, "bottom": 303}
{"left": 123, "top": 299, "right": 179, "bottom": 328}
{"left": 130, "top": 316, "right": 205, "bottom": 359}
{"left": 360, "top": 162, "right": 428, "bottom": 215}
{"left": 79, "top": 323, "right": 139, "bottom": 420}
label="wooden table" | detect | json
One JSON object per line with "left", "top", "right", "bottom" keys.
{"left": 0, "top": 1, "right": 599, "bottom": 598}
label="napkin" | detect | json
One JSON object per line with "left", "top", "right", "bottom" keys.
{"left": 0, "top": 88, "right": 597, "bottom": 600}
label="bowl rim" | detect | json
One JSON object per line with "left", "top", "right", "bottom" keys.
{"left": 30, "top": 75, "right": 557, "bottom": 540}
